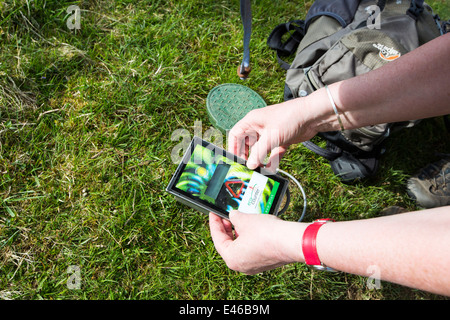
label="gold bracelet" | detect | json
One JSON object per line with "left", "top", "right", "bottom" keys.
{"left": 325, "top": 85, "right": 345, "bottom": 131}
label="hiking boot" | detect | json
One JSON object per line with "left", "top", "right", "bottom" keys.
{"left": 407, "top": 158, "right": 450, "bottom": 208}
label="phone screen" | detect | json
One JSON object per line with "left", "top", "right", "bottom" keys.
{"left": 168, "top": 138, "right": 286, "bottom": 217}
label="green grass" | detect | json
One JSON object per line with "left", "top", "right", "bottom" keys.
{"left": 1, "top": 0, "right": 449, "bottom": 300}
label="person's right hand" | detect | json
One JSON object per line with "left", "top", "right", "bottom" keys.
{"left": 227, "top": 99, "right": 318, "bottom": 170}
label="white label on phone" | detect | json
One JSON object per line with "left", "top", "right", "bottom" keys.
{"left": 238, "top": 172, "right": 268, "bottom": 214}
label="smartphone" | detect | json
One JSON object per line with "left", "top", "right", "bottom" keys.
{"left": 166, "top": 137, "right": 289, "bottom": 220}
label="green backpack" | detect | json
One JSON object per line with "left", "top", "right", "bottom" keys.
{"left": 239, "top": 0, "right": 447, "bottom": 182}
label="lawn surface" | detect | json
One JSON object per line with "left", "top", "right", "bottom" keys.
{"left": 1, "top": 0, "right": 449, "bottom": 300}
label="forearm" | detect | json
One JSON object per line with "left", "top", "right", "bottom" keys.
{"left": 303, "top": 33, "right": 450, "bottom": 133}
{"left": 312, "top": 207, "right": 450, "bottom": 296}
{"left": 210, "top": 207, "right": 450, "bottom": 295}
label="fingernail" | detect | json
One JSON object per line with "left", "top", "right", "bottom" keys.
{"left": 247, "top": 159, "right": 256, "bottom": 169}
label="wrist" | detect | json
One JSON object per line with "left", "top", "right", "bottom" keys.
{"left": 275, "top": 220, "right": 307, "bottom": 264}
{"left": 302, "top": 219, "right": 337, "bottom": 271}
{"left": 302, "top": 85, "right": 346, "bottom": 134}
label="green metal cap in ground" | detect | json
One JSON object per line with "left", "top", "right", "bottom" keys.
{"left": 206, "top": 83, "right": 267, "bottom": 134}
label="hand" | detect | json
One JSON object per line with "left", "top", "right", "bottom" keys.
{"left": 227, "top": 99, "right": 318, "bottom": 170}
{"left": 209, "top": 211, "right": 305, "bottom": 274}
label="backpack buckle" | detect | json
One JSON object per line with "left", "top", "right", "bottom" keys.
{"left": 407, "top": 0, "right": 424, "bottom": 20}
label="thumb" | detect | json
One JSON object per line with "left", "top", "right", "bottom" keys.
{"left": 228, "top": 210, "right": 240, "bottom": 224}
{"left": 228, "top": 210, "right": 241, "bottom": 238}
{"left": 229, "top": 210, "right": 255, "bottom": 228}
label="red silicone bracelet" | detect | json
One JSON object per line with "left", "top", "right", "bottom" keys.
{"left": 302, "top": 219, "right": 334, "bottom": 266}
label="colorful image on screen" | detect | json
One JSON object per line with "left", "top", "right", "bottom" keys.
{"left": 175, "top": 144, "right": 280, "bottom": 214}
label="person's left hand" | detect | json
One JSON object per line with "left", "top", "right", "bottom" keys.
{"left": 209, "top": 210, "right": 305, "bottom": 274}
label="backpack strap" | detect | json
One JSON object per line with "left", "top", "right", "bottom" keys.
{"left": 377, "top": 0, "right": 386, "bottom": 11}
{"left": 441, "top": 20, "right": 450, "bottom": 34}
{"left": 302, "top": 140, "right": 382, "bottom": 183}
{"left": 304, "top": 0, "right": 362, "bottom": 30}
{"left": 302, "top": 141, "right": 341, "bottom": 161}
{"left": 239, "top": 0, "right": 252, "bottom": 79}
{"left": 266, "top": 20, "right": 306, "bottom": 70}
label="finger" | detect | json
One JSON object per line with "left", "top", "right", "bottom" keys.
{"left": 228, "top": 210, "right": 243, "bottom": 238}
{"left": 265, "top": 145, "right": 287, "bottom": 172}
{"left": 228, "top": 122, "right": 249, "bottom": 157}
{"left": 227, "top": 129, "right": 239, "bottom": 156}
{"left": 228, "top": 210, "right": 239, "bottom": 224}
{"left": 209, "top": 212, "right": 234, "bottom": 254}
{"left": 222, "top": 217, "right": 234, "bottom": 239}
{"left": 247, "top": 133, "right": 272, "bottom": 169}
{"left": 228, "top": 121, "right": 259, "bottom": 159}
{"left": 209, "top": 212, "right": 232, "bottom": 236}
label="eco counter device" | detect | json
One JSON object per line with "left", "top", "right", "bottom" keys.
{"left": 167, "top": 83, "right": 307, "bottom": 222}
{"left": 166, "top": 137, "right": 289, "bottom": 220}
